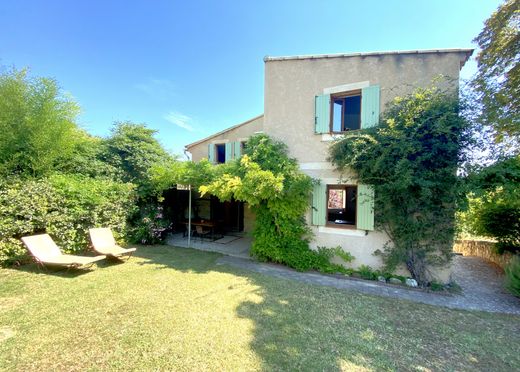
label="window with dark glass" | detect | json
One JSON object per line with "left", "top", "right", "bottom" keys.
{"left": 331, "top": 91, "right": 361, "bottom": 132}
{"left": 215, "top": 144, "right": 226, "bottom": 163}
{"left": 327, "top": 185, "right": 357, "bottom": 226}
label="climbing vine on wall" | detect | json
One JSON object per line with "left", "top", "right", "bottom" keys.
{"left": 329, "top": 86, "right": 474, "bottom": 285}
{"left": 201, "top": 134, "right": 348, "bottom": 271}
{"left": 150, "top": 134, "right": 356, "bottom": 272}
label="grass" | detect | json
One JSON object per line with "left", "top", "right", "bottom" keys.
{"left": 1, "top": 245, "right": 519, "bottom": 371}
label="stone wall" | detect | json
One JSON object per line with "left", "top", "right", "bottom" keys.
{"left": 453, "top": 240, "right": 515, "bottom": 270}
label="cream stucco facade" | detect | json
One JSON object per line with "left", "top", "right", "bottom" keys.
{"left": 185, "top": 49, "right": 472, "bottom": 282}
{"left": 186, "top": 115, "right": 264, "bottom": 235}
{"left": 186, "top": 115, "right": 264, "bottom": 162}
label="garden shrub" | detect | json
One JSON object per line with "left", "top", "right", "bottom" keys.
{"left": 356, "top": 265, "right": 377, "bottom": 280}
{"left": 129, "top": 204, "right": 172, "bottom": 244}
{"left": 505, "top": 255, "right": 520, "bottom": 297}
{"left": 477, "top": 203, "right": 520, "bottom": 253}
{"left": 0, "top": 175, "right": 135, "bottom": 266}
{"left": 460, "top": 155, "right": 520, "bottom": 253}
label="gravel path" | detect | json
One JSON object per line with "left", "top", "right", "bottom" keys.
{"left": 216, "top": 255, "right": 520, "bottom": 314}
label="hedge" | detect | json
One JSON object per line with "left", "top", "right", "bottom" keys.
{"left": 0, "top": 175, "right": 135, "bottom": 266}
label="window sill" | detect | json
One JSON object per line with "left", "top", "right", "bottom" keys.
{"left": 320, "top": 133, "right": 342, "bottom": 142}
{"left": 318, "top": 226, "right": 366, "bottom": 237}
{"left": 320, "top": 131, "right": 362, "bottom": 142}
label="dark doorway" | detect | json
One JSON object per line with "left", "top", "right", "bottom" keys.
{"left": 211, "top": 197, "right": 244, "bottom": 234}
{"left": 162, "top": 188, "right": 244, "bottom": 235}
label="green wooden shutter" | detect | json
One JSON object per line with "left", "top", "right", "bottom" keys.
{"left": 356, "top": 184, "right": 375, "bottom": 231}
{"left": 225, "top": 142, "right": 233, "bottom": 162}
{"left": 208, "top": 143, "right": 215, "bottom": 163}
{"left": 233, "top": 141, "right": 242, "bottom": 159}
{"left": 315, "top": 94, "right": 330, "bottom": 134}
{"left": 312, "top": 183, "right": 327, "bottom": 226}
{"left": 361, "top": 85, "right": 380, "bottom": 129}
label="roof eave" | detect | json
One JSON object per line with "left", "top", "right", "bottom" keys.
{"left": 185, "top": 114, "right": 264, "bottom": 149}
{"left": 264, "top": 48, "right": 475, "bottom": 67}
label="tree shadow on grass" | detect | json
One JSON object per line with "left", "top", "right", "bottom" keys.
{"left": 133, "top": 245, "right": 520, "bottom": 371}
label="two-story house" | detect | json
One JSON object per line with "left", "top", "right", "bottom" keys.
{"left": 185, "top": 48, "right": 473, "bottom": 280}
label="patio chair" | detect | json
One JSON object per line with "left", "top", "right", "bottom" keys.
{"left": 21, "top": 234, "right": 105, "bottom": 269}
{"left": 195, "top": 225, "right": 211, "bottom": 242}
{"left": 88, "top": 228, "right": 136, "bottom": 259}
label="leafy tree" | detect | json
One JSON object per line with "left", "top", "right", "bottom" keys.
{"left": 0, "top": 68, "right": 81, "bottom": 176}
{"left": 58, "top": 129, "right": 121, "bottom": 179}
{"left": 472, "top": 0, "right": 519, "bottom": 143}
{"left": 102, "top": 122, "right": 180, "bottom": 244}
{"left": 329, "top": 86, "right": 473, "bottom": 285}
{"left": 104, "top": 121, "right": 176, "bottom": 197}
{"left": 460, "top": 155, "right": 520, "bottom": 252}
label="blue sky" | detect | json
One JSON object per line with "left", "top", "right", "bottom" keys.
{"left": 0, "top": 0, "right": 502, "bottom": 155}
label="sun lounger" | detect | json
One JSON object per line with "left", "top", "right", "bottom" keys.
{"left": 88, "top": 228, "right": 136, "bottom": 259}
{"left": 21, "top": 234, "right": 105, "bottom": 269}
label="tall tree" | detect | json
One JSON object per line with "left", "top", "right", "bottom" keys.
{"left": 104, "top": 121, "right": 176, "bottom": 197}
{"left": 0, "top": 68, "right": 81, "bottom": 176}
{"left": 472, "top": 0, "right": 519, "bottom": 143}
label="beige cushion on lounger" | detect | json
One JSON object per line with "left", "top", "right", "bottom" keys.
{"left": 21, "top": 234, "right": 105, "bottom": 267}
{"left": 88, "top": 228, "right": 136, "bottom": 257}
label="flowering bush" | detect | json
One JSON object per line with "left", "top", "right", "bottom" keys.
{"left": 129, "top": 205, "right": 172, "bottom": 245}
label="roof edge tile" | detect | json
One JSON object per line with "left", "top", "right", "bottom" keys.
{"left": 264, "top": 48, "right": 474, "bottom": 63}
{"left": 185, "top": 114, "right": 264, "bottom": 149}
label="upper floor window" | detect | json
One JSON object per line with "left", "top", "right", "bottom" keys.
{"left": 208, "top": 141, "right": 243, "bottom": 164}
{"left": 315, "top": 85, "right": 380, "bottom": 135}
{"left": 331, "top": 91, "right": 361, "bottom": 132}
{"left": 215, "top": 144, "right": 226, "bottom": 163}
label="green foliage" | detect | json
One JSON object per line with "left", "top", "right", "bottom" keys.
{"left": 474, "top": 203, "right": 520, "bottom": 253}
{"left": 129, "top": 205, "right": 172, "bottom": 245}
{"left": 0, "top": 68, "right": 81, "bottom": 176}
{"left": 201, "top": 135, "right": 319, "bottom": 271}
{"left": 472, "top": 0, "right": 519, "bottom": 143}
{"left": 468, "top": 156, "right": 520, "bottom": 194}
{"left": 356, "top": 265, "right": 377, "bottom": 280}
{"left": 329, "top": 85, "right": 472, "bottom": 285}
{"left": 505, "top": 255, "right": 520, "bottom": 297}
{"left": 60, "top": 130, "right": 121, "bottom": 179}
{"left": 317, "top": 246, "right": 355, "bottom": 263}
{"left": 0, "top": 68, "right": 181, "bottom": 259}
{"left": 459, "top": 156, "right": 520, "bottom": 252}
{"left": 173, "top": 134, "right": 349, "bottom": 273}
{"left": 101, "top": 121, "right": 181, "bottom": 243}
{"left": 0, "top": 175, "right": 135, "bottom": 266}
{"left": 428, "top": 280, "right": 445, "bottom": 291}
{"left": 104, "top": 121, "right": 177, "bottom": 197}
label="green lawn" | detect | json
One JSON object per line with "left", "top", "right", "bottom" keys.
{"left": 1, "top": 246, "right": 519, "bottom": 371}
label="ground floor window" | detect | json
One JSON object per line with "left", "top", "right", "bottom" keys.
{"left": 327, "top": 185, "right": 356, "bottom": 227}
